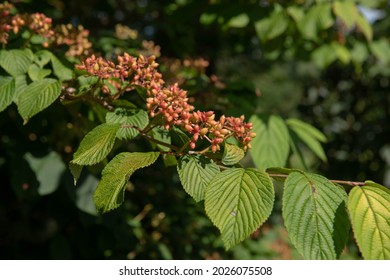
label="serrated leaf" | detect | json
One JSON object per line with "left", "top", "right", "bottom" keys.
{"left": 17, "top": 78, "right": 61, "bottom": 124}
{"left": 28, "top": 64, "right": 52, "bottom": 81}
{"left": 71, "top": 123, "right": 120, "bottom": 166}
{"left": 348, "top": 181, "right": 390, "bottom": 259}
{"left": 94, "top": 152, "right": 159, "bottom": 213}
{"left": 177, "top": 154, "right": 220, "bottom": 202}
{"left": 287, "top": 118, "right": 327, "bottom": 161}
{"left": 106, "top": 108, "right": 149, "bottom": 140}
{"left": 0, "top": 49, "right": 34, "bottom": 77}
{"left": 249, "top": 114, "right": 290, "bottom": 170}
{"left": 283, "top": 172, "right": 350, "bottom": 259}
{"left": 151, "top": 126, "right": 171, "bottom": 152}
{"left": 0, "top": 76, "right": 15, "bottom": 112}
{"left": 333, "top": 1, "right": 359, "bottom": 29}
{"left": 50, "top": 54, "right": 73, "bottom": 81}
{"left": 205, "top": 168, "right": 274, "bottom": 249}
{"left": 222, "top": 143, "right": 245, "bottom": 166}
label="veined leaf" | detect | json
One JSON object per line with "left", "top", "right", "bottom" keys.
{"left": 33, "top": 50, "right": 52, "bottom": 68}
{"left": 0, "top": 76, "right": 15, "bottom": 112}
{"left": 283, "top": 172, "right": 350, "bottom": 259}
{"left": 0, "top": 49, "right": 34, "bottom": 77}
{"left": 348, "top": 181, "right": 390, "bottom": 259}
{"left": 50, "top": 54, "right": 73, "bottom": 81}
{"left": 151, "top": 126, "right": 171, "bottom": 152}
{"left": 17, "top": 78, "right": 61, "bottom": 124}
{"left": 205, "top": 168, "right": 274, "bottom": 249}
{"left": 28, "top": 64, "right": 52, "bottom": 81}
{"left": 71, "top": 123, "right": 121, "bottom": 166}
{"left": 249, "top": 114, "right": 290, "bottom": 170}
{"left": 177, "top": 154, "right": 220, "bottom": 202}
{"left": 287, "top": 118, "right": 327, "bottom": 162}
{"left": 222, "top": 143, "right": 245, "bottom": 166}
{"left": 94, "top": 152, "right": 159, "bottom": 213}
{"left": 13, "top": 75, "right": 28, "bottom": 103}
{"left": 106, "top": 108, "right": 149, "bottom": 140}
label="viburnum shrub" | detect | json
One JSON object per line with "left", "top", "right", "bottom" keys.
{"left": 0, "top": 2, "right": 389, "bottom": 260}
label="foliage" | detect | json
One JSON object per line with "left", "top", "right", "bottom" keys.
{"left": 1, "top": 1, "right": 389, "bottom": 260}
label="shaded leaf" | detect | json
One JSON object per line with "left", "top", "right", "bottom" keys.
{"left": 255, "top": 5, "right": 289, "bottom": 42}
{"left": 17, "top": 78, "right": 61, "bottom": 124}
{"left": 287, "top": 118, "right": 327, "bottom": 162}
{"left": 106, "top": 108, "right": 149, "bottom": 140}
{"left": 177, "top": 154, "right": 220, "bottom": 202}
{"left": 283, "top": 172, "right": 350, "bottom": 259}
{"left": 0, "top": 76, "right": 15, "bottom": 112}
{"left": 50, "top": 54, "right": 73, "bottom": 81}
{"left": 348, "top": 181, "right": 390, "bottom": 259}
{"left": 249, "top": 114, "right": 290, "bottom": 170}
{"left": 94, "top": 152, "right": 159, "bottom": 213}
{"left": 205, "top": 168, "right": 274, "bottom": 249}
{"left": 71, "top": 123, "right": 120, "bottom": 166}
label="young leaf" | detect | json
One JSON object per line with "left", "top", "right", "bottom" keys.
{"left": 222, "top": 143, "right": 245, "bottom": 166}
{"left": 205, "top": 168, "right": 274, "bottom": 249}
{"left": 50, "top": 54, "right": 73, "bottom": 81}
{"left": 71, "top": 123, "right": 121, "bottom": 166}
{"left": 283, "top": 172, "right": 350, "bottom": 259}
{"left": 348, "top": 181, "right": 390, "bottom": 259}
{"left": 287, "top": 118, "right": 327, "bottom": 162}
{"left": 177, "top": 154, "right": 220, "bottom": 202}
{"left": 249, "top": 114, "right": 290, "bottom": 170}
{"left": 0, "top": 76, "right": 15, "bottom": 112}
{"left": 94, "top": 152, "right": 159, "bottom": 213}
{"left": 17, "top": 78, "right": 61, "bottom": 124}
{"left": 106, "top": 108, "right": 149, "bottom": 140}
{"left": 0, "top": 49, "right": 34, "bottom": 77}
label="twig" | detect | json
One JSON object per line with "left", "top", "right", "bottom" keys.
{"left": 268, "top": 173, "right": 365, "bottom": 187}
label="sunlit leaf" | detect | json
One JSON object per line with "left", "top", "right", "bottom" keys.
{"left": 0, "top": 76, "right": 15, "bottom": 112}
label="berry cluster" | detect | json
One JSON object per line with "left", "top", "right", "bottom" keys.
{"left": 0, "top": 2, "right": 91, "bottom": 57}
{"left": 77, "top": 53, "right": 256, "bottom": 152}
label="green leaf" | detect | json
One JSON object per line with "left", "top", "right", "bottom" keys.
{"left": 355, "top": 12, "right": 373, "bottom": 41}
{"left": 50, "top": 54, "right": 73, "bottom": 81}
{"left": 0, "top": 49, "right": 34, "bottom": 77}
{"left": 28, "top": 64, "right": 52, "bottom": 81}
{"left": 24, "top": 151, "right": 66, "bottom": 195}
{"left": 370, "top": 39, "right": 390, "bottom": 64}
{"left": 255, "top": 6, "right": 289, "bottom": 42}
{"left": 177, "top": 154, "right": 220, "bottom": 202}
{"left": 106, "top": 108, "right": 149, "bottom": 140}
{"left": 348, "top": 181, "right": 390, "bottom": 259}
{"left": 69, "top": 162, "right": 83, "bottom": 185}
{"left": 71, "top": 123, "right": 121, "bottom": 166}
{"left": 311, "top": 44, "right": 338, "bottom": 68}
{"left": 283, "top": 172, "right": 350, "bottom": 259}
{"left": 222, "top": 143, "right": 245, "bottom": 166}
{"left": 249, "top": 114, "right": 290, "bottom": 170}
{"left": 13, "top": 75, "right": 28, "bottom": 103}
{"left": 333, "top": 1, "right": 359, "bottom": 29}
{"left": 17, "top": 78, "right": 61, "bottom": 124}
{"left": 226, "top": 13, "right": 250, "bottom": 28}
{"left": 0, "top": 76, "right": 15, "bottom": 112}
{"left": 94, "top": 152, "right": 159, "bottom": 213}
{"left": 287, "top": 118, "right": 327, "bottom": 161}
{"left": 33, "top": 50, "right": 52, "bottom": 68}
{"left": 205, "top": 168, "right": 274, "bottom": 249}
{"left": 298, "top": 3, "right": 334, "bottom": 41}
{"left": 151, "top": 126, "right": 171, "bottom": 152}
